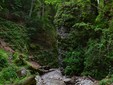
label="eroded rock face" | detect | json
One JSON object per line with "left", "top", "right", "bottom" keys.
{"left": 35, "top": 70, "right": 66, "bottom": 85}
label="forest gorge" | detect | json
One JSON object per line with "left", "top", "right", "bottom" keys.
{"left": 0, "top": 0, "right": 113, "bottom": 85}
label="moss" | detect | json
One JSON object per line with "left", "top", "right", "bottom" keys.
{"left": 13, "top": 75, "right": 35, "bottom": 85}
{"left": 13, "top": 52, "right": 28, "bottom": 66}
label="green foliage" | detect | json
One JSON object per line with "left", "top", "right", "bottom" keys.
{"left": 0, "top": 0, "right": 57, "bottom": 70}
{"left": 13, "top": 52, "right": 27, "bottom": 66}
{"left": 82, "top": 30, "right": 113, "bottom": 79}
{"left": 0, "top": 49, "right": 17, "bottom": 84}
{"left": 54, "top": 0, "right": 113, "bottom": 80}
{"left": 1, "top": 0, "right": 113, "bottom": 82}
{"left": 54, "top": 0, "right": 92, "bottom": 28}
{"left": 59, "top": 22, "right": 102, "bottom": 77}
{"left": 0, "top": 65, "right": 18, "bottom": 84}
{"left": 64, "top": 50, "right": 84, "bottom": 75}
{"left": 0, "top": 49, "right": 8, "bottom": 71}
{"left": 0, "top": 0, "right": 31, "bottom": 18}
{"left": 54, "top": 1, "right": 80, "bottom": 28}
{"left": 25, "top": 0, "right": 57, "bottom": 50}
{"left": 0, "top": 18, "right": 29, "bottom": 52}
{"left": 99, "top": 75, "right": 113, "bottom": 85}
{"left": 45, "top": 0, "right": 62, "bottom": 5}
{"left": 34, "top": 50, "right": 58, "bottom": 67}
{"left": 99, "top": 79, "right": 113, "bottom": 85}
{"left": 0, "top": 49, "right": 31, "bottom": 84}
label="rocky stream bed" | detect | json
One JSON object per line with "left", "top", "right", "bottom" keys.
{"left": 35, "top": 69, "right": 98, "bottom": 85}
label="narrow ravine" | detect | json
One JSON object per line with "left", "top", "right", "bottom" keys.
{"left": 35, "top": 26, "right": 98, "bottom": 85}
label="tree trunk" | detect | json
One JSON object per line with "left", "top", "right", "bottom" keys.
{"left": 29, "top": 0, "right": 35, "bottom": 17}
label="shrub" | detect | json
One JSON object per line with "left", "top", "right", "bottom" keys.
{"left": 0, "top": 49, "right": 8, "bottom": 71}
{"left": 99, "top": 75, "right": 113, "bottom": 85}
{"left": 13, "top": 52, "right": 27, "bottom": 66}
{"left": 0, "top": 18, "right": 29, "bottom": 52}
{"left": 83, "top": 36, "right": 113, "bottom": 79}
{"left": 34, "top": 50, "right": 58, "bottom": 67}
{"left": 64, "top": 50, "right": 84, "bottom": 75}
{"left": 0, "top": 65, "right": 18, "bottom": 84}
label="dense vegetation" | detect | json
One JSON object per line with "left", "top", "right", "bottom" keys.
{"left": 1, "top": 0, "right": 113, "bottom": 84}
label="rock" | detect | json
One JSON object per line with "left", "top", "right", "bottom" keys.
{"left": 63, "top": 76, "right": 73, "bottom": 85}
{"left": 16, "top": 67, "right": 27, "bottom": 77}
{"left": 35, "top": 70, "right": 66, "bottom": 85}
{"left": 93, "top": 81, "right": 99, "bottom": 85}
{"left": 35, "top": 69, "right": 98, "bottom": 85}
{"left": 35, "top": 75, "right": 44, "bottom": 85}
{"left": 57, "top": 26, "right": 69, "bottom": 39}
{"left": 14, "top": 75, "right": 36, "bottom": 85}
{"left": 26, "top": 61, "right": 41, "bottom": 70}
{"left": 21, "top": 68, "right": 27, "bottom": 76}
{"left": 63, "top": 76, "right": 71, "bottom": 82}
{"left": 0, "top": 38, "right": 14, "bottom": 53}
{"left": 75, "top": 77, "right": 96, "bottom": 85}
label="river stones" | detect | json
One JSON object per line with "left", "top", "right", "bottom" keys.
{"left": 35, "top": 70, "right": 66, "bottom": 85}
{"left": 35, "top": 70, "right": 98, "bottom": 85}
{"left": 75, "top": 77, "right": 96, "bottom": 85}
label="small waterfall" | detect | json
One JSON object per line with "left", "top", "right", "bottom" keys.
{"left": 57, "top": 26, "right": 69, "bottom": 68}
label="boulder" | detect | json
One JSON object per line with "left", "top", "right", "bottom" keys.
{"left": 16, "top": 67, "right": 27, "bottom": 77}
{"left": 35, "top": 70, "right": 66, "bottom": 85}
{"left": 35, "top": 69, "right": 98, "bottom": 85}
{"left": 14, "top": 75, "right": 36, "bottom": 85}
{"left": 75, "top": 77, "right": 97, "bottom": 85}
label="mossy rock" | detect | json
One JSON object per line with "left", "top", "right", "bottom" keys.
{"left": 13, "top": 75, "right": 36, "bottom": 85}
